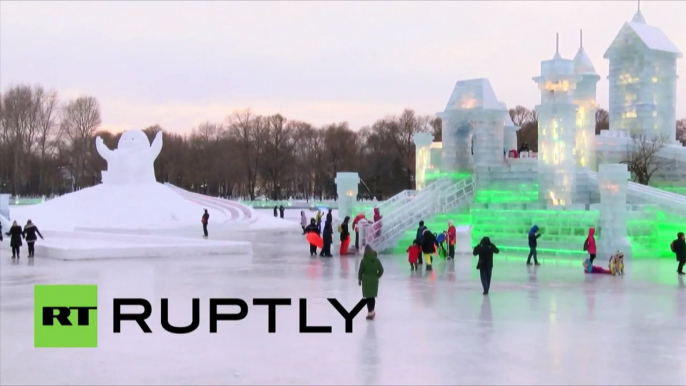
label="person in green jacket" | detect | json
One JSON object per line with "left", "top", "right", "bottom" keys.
{"left": 358, "top": 245, "right": 384, "bottom": 320}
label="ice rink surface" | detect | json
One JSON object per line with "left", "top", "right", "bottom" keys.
{"left": 1, "top": 229, "right": 685, "bottom": 385}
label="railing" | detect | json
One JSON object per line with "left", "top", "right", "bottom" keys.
{"left": 587, "top": 171, "right": 686, "bottom": 214}
{"left": 367, "top": 176, "right": 475, "bottom": 252}
{"left": 367, "top": 189, "right": 416, "bottom": 218}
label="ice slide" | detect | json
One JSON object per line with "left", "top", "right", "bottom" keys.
{"left": 587, "top": 171, "right": 686, "bottom": 214}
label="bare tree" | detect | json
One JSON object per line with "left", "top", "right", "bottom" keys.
{"left": 622, "top": 132, "right": 670, "bottom": 185}
{"left": 508, "top": 105, "right": 533, "bottom": 127}
{"left": 60, "top": 96, "right": 101, "bottom": 187}
{"left": 595, "top": 108, "right": 609, "bottom": 135}
{"left": 677, "top": 118, "right": 686, "bottom": 146}
{"left": 429, "top": 117, "right": 442, "bottom": 142}
{"left": 226, "top": 109, "right": 265, "bottom": 200}
{"left": 36, "top": 90, "right": 60, "bottom": 193}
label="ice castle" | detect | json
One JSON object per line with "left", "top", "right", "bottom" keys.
{"left": 349, "top": 6, "right": 685, "bottom": 260}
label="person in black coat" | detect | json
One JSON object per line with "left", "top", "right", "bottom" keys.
{"left": 339, "top": 216, "right": 352, "bottom": 255}
{"left": 321, "top": 219, "right": 333, "bottom": 257}
{"left": 420, "top": 229, "right": 437, "bottom": 270}
{"left": 672, "top": 232, "right": 686, "bottom": 275}
{"left": 279, "top": 205, "right": 285, "bottom": 219}
{"left": 201, "top": 209, "right": 210, "bottom": 238}
{"left": 6, "top": 221, "right": 24, "bottom": 259}
{"left": 415, "top": 221, "right": 427, "bottom": 264}
{"left": 23, "top": 220, "right": 44, "bottom": 258}
{"left": 527, "top": 225, "right": 541, "bottom": 266}
{"left": 0, "top": 221, "right": 3, "bottom": 242}
{"left": 273, "top": 206, "right": 278, "bottom": 217}
{"left": 326, "top": 209, "right": 333, "bottom": 224}
{"left": 304, "top": 219, "right": 320, "bottom": 256}
{"left": 473, "top": 236, "right": 500, "bottom": 295}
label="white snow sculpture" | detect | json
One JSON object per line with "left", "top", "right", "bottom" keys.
{"left": 604, "top": 8, "right": 682, "bottom": 144}
{"left": 96, "top": 129, "right": 163, "bottom": 185}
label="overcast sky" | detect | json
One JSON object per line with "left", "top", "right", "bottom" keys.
{"left": 1, "top": 1, "right": 685, "bottom": 134}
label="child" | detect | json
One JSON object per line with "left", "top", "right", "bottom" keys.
{"left": 609, "top": 250, "right": 625, "bottom": 276}
{"left": 407, "top": 241, "right": 421, "bottom": 270}
{"left": 583, "top": 228, "right": 597, "bottom": 267}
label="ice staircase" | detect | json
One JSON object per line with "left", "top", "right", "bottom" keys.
{"left": 362, "top": 189, "right": 416, "bottom": 219}
{"left": 367, "top": 176, "right": 475, "bottom": 253}
{"left": 587, "top": 171, "right": 686, "bottom": 214}
{"left": 164, "top": 183, "right": 257, "bottom": 224}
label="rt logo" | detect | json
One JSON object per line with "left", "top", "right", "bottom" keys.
{"left": 34, "top": 285, "right": 97, "bottom": 348}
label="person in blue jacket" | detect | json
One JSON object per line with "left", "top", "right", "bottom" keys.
{"left": 527, "top": 225, "right": 541, "bottom": 266}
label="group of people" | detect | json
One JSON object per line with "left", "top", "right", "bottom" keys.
{"left": 273, "top": 205, "right": 285, "bottom": 219}
{"left": 301, "top": 208, "right": 384, "bottom": 258}
{"left": 1, "top": 220, "right": 44, "bottom": 259}
{"left": 407, "top": 220, "right": 457, "bottom": 271}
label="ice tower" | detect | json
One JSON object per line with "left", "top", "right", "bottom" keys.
{"left": 573, "top": 31, "right": 600, "bottom": 171}
{"left": 438, "top": 78, "right": 507, "bottom": 175}
{"left": 604, "top": 6, "right": 682, "bottom": 143}
{"left": 533, "top": 35, "right": 579, "bottom": 205}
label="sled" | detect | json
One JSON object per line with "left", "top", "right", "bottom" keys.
{"left": 306, "top": 233, "right": 324, "bottom": 249}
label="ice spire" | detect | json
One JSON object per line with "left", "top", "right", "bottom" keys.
{"left": 573, "top": 29, "right": 597, "bottom": 74}
{"left": 553, "top": 33, "right": 562, "bottom": 59}
{"left": 632, "top": 0, "right": 646, "bottom": 24}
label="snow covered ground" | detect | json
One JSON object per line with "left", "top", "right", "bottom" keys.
{"left": 1, "top": 229, "right": 685, "bottom": 385}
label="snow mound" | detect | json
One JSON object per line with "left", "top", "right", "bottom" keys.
{"left": 11, "top": 183, "right": 227, "bottom": 232}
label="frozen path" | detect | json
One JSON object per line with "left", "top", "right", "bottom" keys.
{"left": 1, "top": 233, "right": 685, "bottom": 385}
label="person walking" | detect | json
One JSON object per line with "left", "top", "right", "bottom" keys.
{"left": 304, "top": 219, "right": 320, "bottom": 256}
{"left": 671, "top": 232, "right": 685, "bottom": 275}
{"left": 358, "top": 245, "right": 384, "bottom": 320}
{"left": 421, "top": 228, "right": 437, "bottom": 270}
{"left": 473, "top": 236, "right": 500, "bottom": 295}
{"left": 583, "top": 227, "right": 597, "bottom": 266}
{"left": 447, "top": 220, "right": 456, "bottom": 260}
{"left": 326, "top": 209, "right": 333, "bottom": 224}
{"left": 279, "top": 205, "right": 285, "bottom": 219}
{"left": 321, "top": 219, "right": 334, "bottom": 257}
{"left": 527, "top": 225, "right": 541, "bottom": 265}
{"left": 415, "top": 221, "right": 427, "bottom": 264}
{"left": 6, "top": 221, "right": 24, "bottom": 259}
{"left": 273, "top": 206, "right": 278, "bottom": 218}
{"left": 300, "top": 211, "right": 307, "bottom": 234}
{"left": 201, "top": 209, "right": 210, "bottom": 238}
{"left": 339, "top": 216, "right": 351, "bottom": 256}
{"left": 23, "top": 220, "right": 44, "bottom": 258}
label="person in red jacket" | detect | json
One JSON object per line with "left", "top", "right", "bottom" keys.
{"left": 407, "top": 240, "right": 421, "bottom": 270}
{"left": 447, "top": 220, "right": 456, "bottom": 260}
{"left": 583, "top": 227, "right": 597, "bottom": 264}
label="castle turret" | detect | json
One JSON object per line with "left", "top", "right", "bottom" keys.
{"left": 604, "top": 5, "right": 682, "bottom": 143}
{"left": 533, "top": 34, "right": 580, "bottom": 206}
{"left": 573, "top": 30, "right": 600, "bottom": 170}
